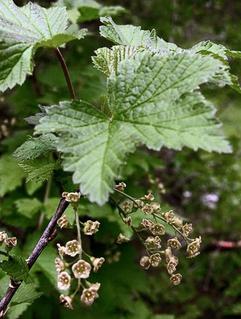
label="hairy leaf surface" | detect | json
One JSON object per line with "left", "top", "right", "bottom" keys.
{"left": 36, "top": 49, "right": 231, "bottom": 204}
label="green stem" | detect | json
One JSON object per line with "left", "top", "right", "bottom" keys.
{"left": 75, "top": 208, "right": 82, "bottom": 258}
{"left": 110, "top": 196, "right": 147, "bottom": 249}
{"left": 113, "top": 189, "right": 192, "bottom": 243}
{"left": 152, "top": 213, "right": 191, "bottom": 242}
{"left": 114, "top": 189, "right": 139, "bottom": 206}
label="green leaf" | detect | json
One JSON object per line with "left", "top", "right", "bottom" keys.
{"left": 0, "top": 277, "right": 41, "bottom": 319}
{"left": 0, "top": 255, "right": 29, "bottom": 281}
{"left": 14, "top": 134, "right": 57, "bottom": 162}
{"left": 35, "top": 100, "right": 137, "bottom": 204}
{"left": 15, "top": 198, "right": 42, "bottom": 218}
{"left": 7, "top": 303, "right": 30, "bottom": 319}
{"left": 92, "top": 45, "right": 141, "bottom": 76}
{"left": 57, "top": 0, "right": 125, "bottom": 23}
{"left": 44, "top": 197, "right": 73, "bottom": 219}
{"left": 36, "top": 246, "right": 57, "bottom": 286}
{"left": 19, "top": 158, "right": 58, "bottom": 183}
{"left": 100, "top": 17, "right": 179, "bottom": 52}
{"left": 0, "top": 0, "right": 86, "bottom": 92}
{"left": 25, "top": 180, "right": 44, "bottom": 196}
{"left": 0, "top": 155, "right": 25, "bottom": 196}
{"left": 12, "top": 283, "right": 42, "bottom": 304}
{"left": 35, "top": 24, "right": 235, "bottom": 205}
{"left": 99, "top": 18, "right": 240, "bottom": 91}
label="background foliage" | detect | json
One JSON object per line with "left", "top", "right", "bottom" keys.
{"left": 0, "top": 0, "right": 241, "bottom": 318}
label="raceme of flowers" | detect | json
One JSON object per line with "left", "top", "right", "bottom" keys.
{"left": 55, "top": 187, "right": 201, "bottom": 310}
{"left": 55, "top": 192, "right": 104, "bottom": 309}
{"left": 114, "top": 183, "right": 202, "bottom": 286}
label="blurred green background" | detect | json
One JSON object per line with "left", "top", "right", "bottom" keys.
{"left": 0, "top": 0, "right": 241, "bottom": 318}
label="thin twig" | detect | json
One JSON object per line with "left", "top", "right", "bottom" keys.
{"left": 0, "top": 197, "right": 70, "bottom": 318}
{"left": 55, "top": 48, "right": 76, "bottom": 100}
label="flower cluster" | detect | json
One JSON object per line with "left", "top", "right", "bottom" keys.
{"left": 114, "top": 187, "right": 201, "bottom": 286}
{"left": 55, "top": 216, "right": 104, "bottom": 309}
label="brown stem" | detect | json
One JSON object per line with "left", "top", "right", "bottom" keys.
{"left": 0, "top": 197, "right": 70, "bottom": 318}
{"left": 54, "top": 48, "right": 76, "bottom": 100}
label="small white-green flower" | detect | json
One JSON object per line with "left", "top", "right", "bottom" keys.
{"left": 187, "top": 236, "right": 202, "bottom": 258}
{"left": 91, "top": 257, "right": 105, "bottom": 272}
{"left": 59, "top": 295, "right": 73, "bottom": 309}
{"left": 80, "top": 283, "right": 100, "bottom": 306}
{"left": 65, "top": 240, "right": 81, "bottom": 257}
{"left": 4, "top": 237, "right": 17, "bottom": 247}
{"left": 55, "top": 257, "right": 65, "bottom": 273}
{"left": 170, "top": 273, "right": 182, "bottom": 285}
{"left": 72, "top": 259, "right": 91, "bottom": 279}
{"left": 57, "top": 272, "right": 71, "bottom": 291}
{"left": 150, "top": 253, "right": 161, "bottom": 267}
{"left": 83, "top": 220, "right": 100, "bottom": 236}
{"left": 167, "top": 237, "right": 182, "bottom": 250}
{"left": 0, "top": 231, "right": 8, "bottom": 243}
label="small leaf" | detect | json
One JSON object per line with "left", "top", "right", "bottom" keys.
{"left": 7, "top": 303, "right": 30, "bottom": 319}
{"left": 0, "top": 155, "right": 25, "bottom": 196}
{"left": 15, "top": 198, "right": 42, "bottom": 218}
{"left": 36, "top": 246, "right": 57, "bottom": 286}
{"left": 14, "top": 134, "right": 57, "bottom": 162}
{"left": 19, "top": 158, "right": 58, "bottom": 183}
{"left": 0, "top": 255, "right": 29, "bottom": 281}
